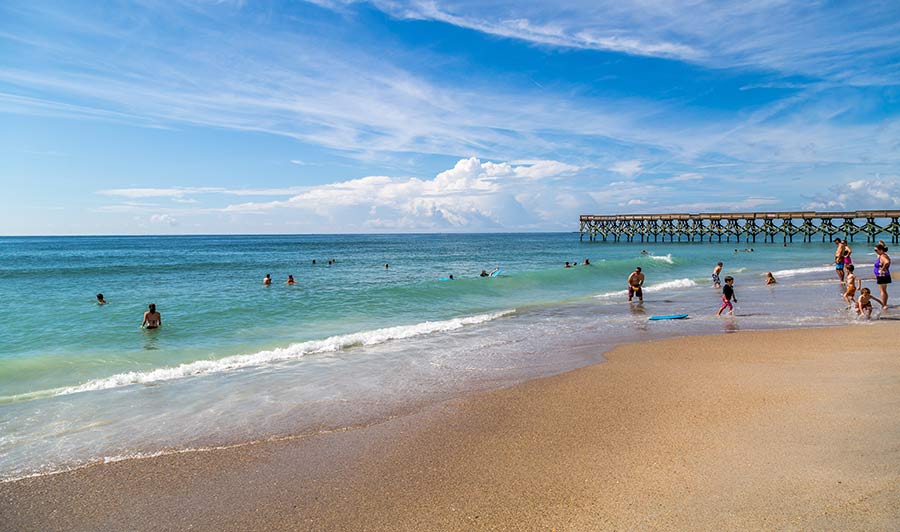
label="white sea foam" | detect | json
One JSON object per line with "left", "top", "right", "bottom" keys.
{"left": 648, "top": 253, "right": 674, "bottom": 264}
{"left": 1, "top": 310, "right": 516, "bottom": 402}
{"left": 594, "top": 278, "right": 697, "bottom": 299}
{"left": 771, "top": 265, "right": 832, "bottom": 278}
{"left": 732, "top": 267, "right": 748, "bottom": 273}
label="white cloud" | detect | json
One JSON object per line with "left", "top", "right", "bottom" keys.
{"left": 609, "top": 160, "right": 643, "bottom": 179}
{"left": 222, "top": 157, "right": 590, "bottom": 230}
{"left": 803, "top": 176, "right": 900, "bottom": 210}
{"left": 149, "top": 214, "right": 178, "bottom": 226}
{"left": 663, "top": 172, "right": 704, "bottom": 182}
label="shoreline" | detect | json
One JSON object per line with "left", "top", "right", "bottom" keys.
{"left": 4, "top": 324, "right": 900, "bottom": 530}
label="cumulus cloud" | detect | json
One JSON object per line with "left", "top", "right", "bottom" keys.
{"left": 222, "top": 157, "right": 590, "bottom": 230}
{"left": 803, "top": 176, "right": 900, "bottom": 210}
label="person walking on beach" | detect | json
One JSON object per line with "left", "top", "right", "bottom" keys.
{"left": 627, "top": 267, "right": 644, "bottom": 302}
{"left": 874, "top": 243, "right": 891, "bottom": 308}
{"left": 834, "top": 238, "right": 848, "bottom": 282}
{"left": 712, "top": 262, "right": 723, "bottom": 288}
{"left": 142, "top": 304, "right": 161, "bottom": 329}
{"left": 263, "top": 274, "right": 272, "bottom": 286}
{"left": 843, "top": 265, "right": 859, "bottom": 307}
{"left": 716, "top": 276, "right": 737, "bottom": 317}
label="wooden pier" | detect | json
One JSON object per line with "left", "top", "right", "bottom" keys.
{"left": 579, "top": 211, "right": 900, "bottom": 243}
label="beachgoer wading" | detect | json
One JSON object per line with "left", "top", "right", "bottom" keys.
{"left": 627, "top": 267, "right": 644, "bottom": 303}
{"left": 874, "top": 243, "right": 891, "bottom": 308}
{"left": 142, "top": 303, "right": 161, "bottom": 329}
{"left": 834, "top": 238, "right": 849, "bottom": 282}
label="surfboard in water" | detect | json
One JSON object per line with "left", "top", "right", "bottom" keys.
{"left": 489, "top": 269, "right": 504, "bottom": 277}
{"left": 648, "top": 314, "right": 689, "bottom": 321}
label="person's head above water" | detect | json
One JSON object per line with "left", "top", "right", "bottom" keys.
{"left": 635, "top": 267, "right": 642, "bottom": 272}
{"left": 96, "top": 293, "right": 105, "bottom": 301}
{"left": 148, "top": 303, "right": 156, "bottom": 312}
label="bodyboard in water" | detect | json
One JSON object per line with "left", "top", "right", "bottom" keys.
{"left": 648, "top": 314, "right": 689, "bottom": 321}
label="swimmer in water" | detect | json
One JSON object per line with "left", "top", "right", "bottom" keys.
{"left": 142, "top": 303, "right": 161, "bottom": 329}
{"left": 263, "top": 274, "right": 272, "bottom": 286}
{"left": 449, "top": 274, "right": 454, "bottom": 280}
{"left": 285, "top": 275, "right": 295, "bottom": 285}
{"left": 384, "top": 263, "right": 389, "bottom": 269}
{"left": 480, "top": 270, "right": 489, "bottom": 277}
{"left": 564, "top": 261, "right": 572, "bottom": 268}
{"left": 765, "top": 272, "right": 777, "bottom": 285}
{"left": 582, "top": 258, "right": 590, "bottom": 266}
{"left": 96, "top": 293, "right": 108, "bottom": 305}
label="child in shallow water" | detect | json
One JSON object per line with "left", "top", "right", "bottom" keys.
{"left": 856, "top": 287, "right": 883, "bottom": 318}
{"left": 843, "top": 265, "right": 859, "bottom": 306}
{"left": 716, "top": 276, "right": 737, "bottom": 316}
{"left": 765, "top": 272, "right": 777, "bottom": 285}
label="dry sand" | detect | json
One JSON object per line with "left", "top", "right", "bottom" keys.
{"left": 2, "top": 324, "right": 899, "bottom": 531}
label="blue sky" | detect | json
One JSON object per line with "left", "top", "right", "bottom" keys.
{"left": 1, "top": 0, "right": 899, "bottom": 234}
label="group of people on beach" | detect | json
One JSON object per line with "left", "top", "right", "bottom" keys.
{"left": 834, "top": 238, "right": 891, "bottom": 317}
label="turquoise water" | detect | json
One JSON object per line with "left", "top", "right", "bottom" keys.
{"left": 0, "top": 234, "right": 886, "bottom": 480}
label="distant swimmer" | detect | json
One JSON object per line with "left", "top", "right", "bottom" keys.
{"left": 480, "top": 270, "right": 489, "bottom": 277}
{"left": 263, "top": 274, "right": 272, "bottom": 286}
{"left": 142, "top": 303, "right": 161, "bottom": 329}
{"left": 286, "top": 275, "right": 295, "bottom": 285}
{"left": 712, "top": 262, "right": 723, "bottom": 288}
{"left": 96, "top": 293, "right": 108, "bottom": 305}
{"left": 641, "top": 250, "right": 648, "bottom": 255}
{"left": 312, "top": 259, "right": 316, "bottom": 265}
{"left": 384, "top": 263, "right": 389, "bottom": 269}
{"left": 765, "top": 272, "right": 777, "bottom": 285}
{"left": 564, "top": 261, "right": 572, "bottom": 268}
{"left": 583, "top": 258, "right": 591, "bottom": 266}
{"left": 627, "top": 267, "right": 644, "bottom": 303}
{"left": 449, "top": 274, "right": 454, "bottom": 280}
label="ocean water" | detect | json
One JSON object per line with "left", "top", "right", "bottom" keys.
{"left": 0, "top": 233, "right": 888, "bottom": 480}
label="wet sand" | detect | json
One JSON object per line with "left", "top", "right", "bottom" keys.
{"left": 3, "top": 324, "right": 900, "bottom": 531}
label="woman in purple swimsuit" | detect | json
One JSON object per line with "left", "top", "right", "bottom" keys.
{"left": 874, "top": 244, "right": 891, "bottom": 308}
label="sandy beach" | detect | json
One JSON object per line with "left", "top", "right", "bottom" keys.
{"left": 3, "top": 324, "right": 899, "bottom": 531}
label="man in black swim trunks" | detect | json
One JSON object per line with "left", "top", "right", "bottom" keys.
{"left": 627, "top": 267, "right": 644, "bottom": 302}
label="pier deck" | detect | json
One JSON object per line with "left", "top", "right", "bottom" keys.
{"left": 579, "top": 211, "right": 900, "bottom": 243}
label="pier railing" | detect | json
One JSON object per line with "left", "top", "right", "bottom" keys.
{"left": 579, "top": 211, "right": 900, "bottom": 243}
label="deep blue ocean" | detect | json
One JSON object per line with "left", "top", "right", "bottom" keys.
{"left": 0, "top": 233, "right": 886, "bottom": 480}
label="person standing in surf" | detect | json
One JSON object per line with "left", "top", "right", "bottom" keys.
{"left": 627, "top": 267, "right": 644, "bottom": 303}
{"left": 834, "top": 238, "right": 848, "bottom": 282}
{"left": 142, "top": 303, "right": 161, "bottom": 329}
{"left": 712, "top": 262, "right": 723, "bottom": 288}
{"left": 874, "top": 243, "right": 891, "bottom": 308}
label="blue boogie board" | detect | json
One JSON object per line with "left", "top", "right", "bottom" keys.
{"left": 648, "top": 314, "right": 689, "bottom": 321}
{"left": 489, "top": 269, "right": 504, "bottom": 277}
